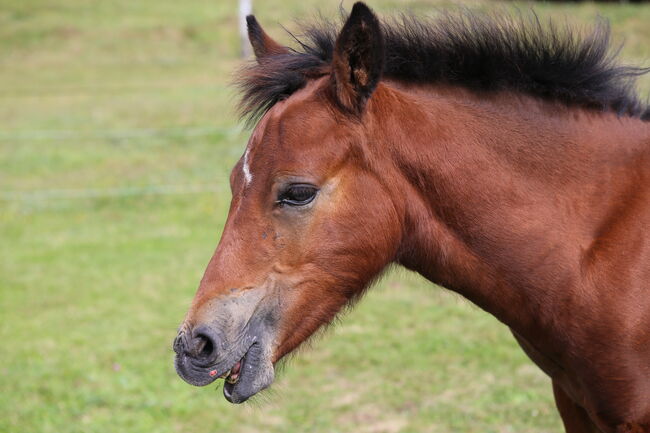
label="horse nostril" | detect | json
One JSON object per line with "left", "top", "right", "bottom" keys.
{"left": 174, "top": 326, "right": 220, "bottom": 362}
{"left": 192, "top": 333, "right": 217, "bottom": 361}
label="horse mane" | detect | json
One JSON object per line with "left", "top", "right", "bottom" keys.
{"left": 236, "top": 9, "right": 650, "bottom": 125}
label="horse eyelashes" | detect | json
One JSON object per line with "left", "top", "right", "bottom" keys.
{"left": 278, "top": 185, "right": 318, "bottom": 206}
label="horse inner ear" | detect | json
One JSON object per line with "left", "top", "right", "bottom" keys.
{"left": 246, "top": 15, "right": 289, "bottom": 60}
{"left": 330, "top": 2, "right": 384, "bottom": 115}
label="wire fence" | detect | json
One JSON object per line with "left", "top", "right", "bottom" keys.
{"left": 0, "top": 125, "right": 243, "bottom": 142}
{"left": 0, "top": 125, "right": 240, "bottom": 206}
{"left": 1, "top": 0, "right": 254, "bottom": 210}
{"left": 0, "top": 183, "right": 226, "bottom": 202}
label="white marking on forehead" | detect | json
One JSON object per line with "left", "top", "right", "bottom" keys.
{"left": 241, "top": 100, "right": 283, "bottom": 187}
{"left": 242, "top": 147, "right": 252, "bottom": 185}
{"left": 242, "top": 124, "right": 262, "bottom": 187}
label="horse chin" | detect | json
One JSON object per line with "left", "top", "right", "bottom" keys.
{"left": 223, "top": 343, "right": 275, "bottom": 404}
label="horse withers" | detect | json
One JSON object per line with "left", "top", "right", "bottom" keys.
{"left": 173, "top": 3, "right": 650, "bottom": 431}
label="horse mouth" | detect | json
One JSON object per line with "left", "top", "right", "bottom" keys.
{"left": 222, "top": 342, "right": 274, "bottom": 403}
{"left": 174, "top": 341, "right": 274, "bottom": 404}
{"left": 222, "top": 353, "right": 247, "bottom": 401}
{"left": 220, "top": 358, "right": 243, "bottom": 384}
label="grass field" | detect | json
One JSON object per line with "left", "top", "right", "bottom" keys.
{"left": 1, "top": 1, "right": 649, "bottom": 432}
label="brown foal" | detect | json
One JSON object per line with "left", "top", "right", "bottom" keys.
{"left": 173, "top": 3, "right": 650, "bottom": 431}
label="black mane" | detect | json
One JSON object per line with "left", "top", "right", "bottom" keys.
{"left": 237, "top": 10, "right": 650, "bottom": 124}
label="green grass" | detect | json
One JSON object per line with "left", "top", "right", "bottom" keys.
{"left": 1, "top": 1, "right": 648, "bottom": 432}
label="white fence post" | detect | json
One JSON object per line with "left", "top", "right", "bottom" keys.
{"left": 239, "top": 0, "right": 253, "bottom": 58}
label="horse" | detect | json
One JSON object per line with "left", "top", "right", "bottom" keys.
{"left": 172, "top": 3, "right": 650, "bottom": 431}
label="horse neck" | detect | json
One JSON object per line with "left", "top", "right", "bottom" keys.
{"left": 369, "top": 82, "right": 650, "bottom": 333}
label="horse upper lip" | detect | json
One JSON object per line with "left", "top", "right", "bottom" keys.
{"left": 177, "top": 340, "right": 253, "bottom": 378}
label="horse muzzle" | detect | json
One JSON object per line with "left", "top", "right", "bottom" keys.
{"left": 173, "top": 289, "right": 279, "bottom": 403}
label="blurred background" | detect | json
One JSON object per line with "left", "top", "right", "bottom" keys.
{"left": 1, "top": 0, "right": 648, "bottom": 432}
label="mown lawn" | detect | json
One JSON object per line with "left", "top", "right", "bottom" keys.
{"left": 1, "top": 1, "right": 648, "bottom": 432}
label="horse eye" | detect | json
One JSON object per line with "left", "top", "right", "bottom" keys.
{"left": 277, "top": 184, "right": 318, "bottom": 206}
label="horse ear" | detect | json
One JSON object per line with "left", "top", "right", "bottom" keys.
{"left": 330, "top": 2, "right": 384, "bottom": 115}
{"left": 246, "top": 15, "right": 289, "bottom": 60}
